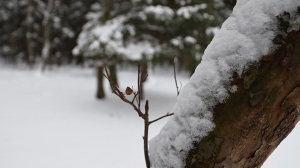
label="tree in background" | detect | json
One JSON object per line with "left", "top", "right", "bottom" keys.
{"left": 125, "top": 0, "right": 231, "bottom": 75}
{"left": 74, "top": 0, "right": 231, "bottom": 98}
{"left": 73, "top": 0, "right": 135, "bottom": 99}
{"left": 0, "top": 0, "right": 28, "bottom": 64}
{"left": 0, "top": 0, "right": 96, "bottom": 68}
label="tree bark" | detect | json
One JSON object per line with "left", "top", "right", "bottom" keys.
{"left": 94, "top": 0, "right": 113, "bottom": 99}
{"left": 41, "top": 0, "right": 54, "bottom": 72}
{"left": 109, "top": 64, "right": 118, "bottom": 89}
{"left": 140, "top": 61, "right": 148, "bottom": 100}
{"left": 96, "top": 65, "right": 105, "bottom": 99}
{"left": 101, "top": 0, "right": 113, "bottom": 24}
{"left": 26, "top": 0, "right": 35, "bottom": 69}
{"left": 185, "top": 30, "right": 300, "bottom": 167}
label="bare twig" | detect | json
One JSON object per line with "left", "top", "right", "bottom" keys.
{"left": 143, "top": 100, "right": 150, "bottom": 167}
{"left": 132, "top": 92, "right": 138, "bottom": 103}
{"left": 103, "top": 63, "right": 174, "bottom": 168}
{"left": 103, "top": 64, "right": 145, "bottom": 118}
{"left": 138, "top": 64, "right": 141, "bottom": 110}
{"left": 173, "top": 57, "right": 180, "bottom": 96}
{"left": 142, "top": 74, "right": 148, "bottom": 82}
{"left": 149, "top": 112, "right": 174, "bottom": 125}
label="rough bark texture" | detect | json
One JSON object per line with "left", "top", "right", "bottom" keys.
{"left": 185, "top": 30, "right": 300, "bottom": 167}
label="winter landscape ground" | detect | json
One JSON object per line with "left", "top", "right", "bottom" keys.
{"left": 0, "top": 64, "right": 299, "bottom": 168}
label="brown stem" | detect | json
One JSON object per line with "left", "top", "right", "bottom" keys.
{"left": 138, "top": 64, "right": 141, "bottom": 110}
{"left": 149, "top": 112, "right": 174, "bottom": 125}
{"left": 103, "top": 63, "right": 174, "bottom": 168}
{"left": 173, "top": 57, "right": 180, "bottom": 96}
{"left": 144, "top": 100, "right": 150, "bottom": 168}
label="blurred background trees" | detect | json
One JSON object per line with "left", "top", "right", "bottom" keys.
{"left": 0, "top": 0, "right": 233, "bottom": 98}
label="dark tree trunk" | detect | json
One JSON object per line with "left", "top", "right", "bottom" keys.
{"left": 140, "top": 61, "right": 148, "bottom": 100}
{"left": 94, "top": 0, "right": 112, "bottom": 99}
{"left": 26, "top": 0, "right": 35, "bottom": 69}
{"left": 41, "top": 0, "right": 54, "bottom": 72}
{"left": 101, "top": 0, "right": 113, "bottom": 24}
{"left": 96, "top": 65, "right": 105, "bottom": 99}
{"left": 185, "top": 30, "right": 300, "bottom": 167}
{"left": 109, "top": 64, "right": 118, "bottom": 89}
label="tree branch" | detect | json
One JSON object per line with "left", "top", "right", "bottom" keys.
{"left": 103, "top": 63, "right": 175, "bottom": 168}
{"left": 173, "top": 57, "right": 180, "bottom": 96}
{"left": 149, "top": 112, "right": 174, "bottom": 125}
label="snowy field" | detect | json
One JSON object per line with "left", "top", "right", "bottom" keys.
{"left": 0, "top": 64, "right": 299, "bottom": 168}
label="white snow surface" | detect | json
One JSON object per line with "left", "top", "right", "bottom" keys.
{"left": 149, "top": 0, "right": 300, "bottom": 167}
{"left": 0, "top": 65, "right": 300, "bottom": 168}
{"left": 0, "top": 65, "right": 189, "bottom": 168}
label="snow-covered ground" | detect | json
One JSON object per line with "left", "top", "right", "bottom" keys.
{"left": 0, "top": 65, "right": 299, "bottom": 168}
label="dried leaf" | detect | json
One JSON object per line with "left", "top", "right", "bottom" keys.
{"left": 125, "top": 87, "right": 133, "bottom": 95}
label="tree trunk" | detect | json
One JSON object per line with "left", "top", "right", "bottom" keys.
{"left": 109, "top": 64, "right": 118, "bottom": 89}
{"left": 41, "top": 0, "right": 54, "bottom": 72}
{"left": 185, "top": 29, "right": 300, "bottom": 167}
{"left": 94, "top": 0, "right": 113, "bottom": 99}
{"left": 26, "top": 0, "right": 35, "bottom": 69}
{"left": 96, "top": 65, "right": 105, "bottom": 99}
{"left": 140, "top": 61, "right": 148, "bottom": 100}
{"left": 101, "top": 0, "right": 113, "bottom": 24}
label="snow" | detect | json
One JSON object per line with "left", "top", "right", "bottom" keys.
{"left": 287, "top": 14, "right": 300, "bottom": 32}
{"left": 149, "top": 0, "right": 300, "bottom": 167}
{"left": 176, "top": 4, "right": 207, "bottom": 19}
{"left": 0, "top": 65, "right": 189, "bottom": 168}
{"left": 74, "top": 13, "right": 159, "bottom": 60}
{"left": 144, "top": 5, "right": 174, "bottom": 21}
{"left": 184, "top": 36, "right": 197, "bottom": 44}
{"left": 0, "top": 64, "right": 299, "bottom": 168}
{"left": 205, "top": 27, "right": 220, "bottom": 35}
{"left": 118, "top": 41, "right": 157, "bottom": 60}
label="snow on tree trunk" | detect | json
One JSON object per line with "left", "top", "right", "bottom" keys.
{"left": 149, "top": 0, "right": 300, "bottom": 167}
{"left": 185, "top": 29, "right": 300, "bottom": 168}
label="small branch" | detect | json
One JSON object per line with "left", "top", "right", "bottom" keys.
{"left": 103, "top": 63, "right": 175, "bottom": 168}
{"left": 145, "top": 100, "right": 149, "bottom": 116}
{"left": 138, "top": 64, "right": 141, "bottom": 110}
{"left": 132, "top": 92, "right": 139, "bottom": 103}
{"left": 142, "top": 74, "right": 148, "bottom": 82}
{"left": 173, "top": 57, "right": 180, "bottom": 96}
{"left": 149, "top": 112, "right": 174, "bottom": 125}
{"left": 103, "top": 64, "right": 145, "bottom": 118}
{"left": 144, "top": 100, "right": 150, "bottom": 168}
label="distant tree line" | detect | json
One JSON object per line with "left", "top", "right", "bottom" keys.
{"left": 0, "top": 0, "right": 232, "bottom": 98}
{"left": 0, "top": 0, "right": 97, "bottom": 68}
